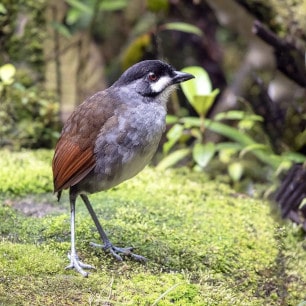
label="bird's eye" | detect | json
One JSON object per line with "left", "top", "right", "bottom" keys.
{"left": 148, "top": 72, "right": 158, "bottom": 82}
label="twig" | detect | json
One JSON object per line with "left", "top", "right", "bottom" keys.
{"left": 152, "top": 282, "right": 182, "bottom": 306}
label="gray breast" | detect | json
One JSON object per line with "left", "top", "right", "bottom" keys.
{"left": 79, "top": 102, "right": 167, "bottom": 193}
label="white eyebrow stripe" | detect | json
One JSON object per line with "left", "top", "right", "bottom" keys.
{"left": 150, "top": 76, "right": 172, "bottom": 93}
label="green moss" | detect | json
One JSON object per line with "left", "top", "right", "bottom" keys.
{"left": 0, "top": 242, "right": 63, "bottom": 276}
{"left": 0, "top": 149, "right": 53, "bottom": 195}
{"left": 0, "top": 149, "right": 306, "bottom": 305}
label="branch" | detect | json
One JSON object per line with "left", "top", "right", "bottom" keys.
{"left": 253, "top": 20, "right": 306, "bottom": 88}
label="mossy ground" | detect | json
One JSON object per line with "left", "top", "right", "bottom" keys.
{"left": 0, "top": 149, "right": 306, "bottom": 305}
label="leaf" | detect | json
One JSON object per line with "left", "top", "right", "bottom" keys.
{"left": 162, "top": 22, "right": 203, "bottom": 36}
{"left": 163, "top": 124, "right": 184, "bottom": 154}
{"left": 238, "top": 119, "right": 256, "bottom": 130}
{"left": 180, "top": 117, "right": 281, "bottom": 168}
{"left": 190, "top": 128, "right": 202, "bottom": 140}
{"left": 191, "top": 89, "right": 219, "bottom": 117}
{"left": 216, "top": 142, "right": 243, "bottom": 151}
{"left": 281, "top": 152, "right": 306, "bottom": 163}
{"left": 180, "top": 66, "right": 213, "bottom": 101}
{"left": 0, "top": 3, "right": 7, "bottom": 14}
{"left": 166, "top": 115, "right": 179, "bottom": 124}
{"left": 100, "top": 0, "right": 128, "bottom": 11}
{"left": 215, "top": 111, "right": 263, "bottom": 122}
{"left": 239, "top": 143, "right": 270, "bottom": 158}
{"left": 51, "top": 22, "right": 72, "bottom": 38}
{"left": 192, "top": 142, "right": 215, "bottom": 168}
{"left": 202, "top": 119, "right": 256, "bottom": 146}
{"left": 228, "top": 162, "right": 244, "bottom": 182}
{"left": 0, "top": 63, "right": 16, "bottom": 85}
{"left": 181, "top": 116, "right": 202, "bottom": 128}
{"left": 66, "top": 8, "right": 82, "bottom": 25}
{"left": 215, "top": 110, "right": 245, "bottom": 121}
{"left": 65, "top": 0, "right": 92, "bottom": 13}
{"left": 121, "top": 34, "right": 151, "bottom": 70}
{"left": 157, "top": 148, "right": 191, "bottom": 170}
{"left": 217, "top": 143, "right": 242, "bottom": 164}
{"left": 274, "top": 160, "right": 293, "bottom": 177}
{"left": 180, "top": 67, "right": 218, "bottom": 116}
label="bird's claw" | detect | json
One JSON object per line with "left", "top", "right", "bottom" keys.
{"left": 89, "top": 242, "right": 147, "bottom": 262}
{"left": 66, "top": 253, "right": 95, "bottom": 277}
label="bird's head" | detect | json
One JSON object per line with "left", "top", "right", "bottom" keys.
{"left": 113, "top": 60, "right": 194, "bottom": 102}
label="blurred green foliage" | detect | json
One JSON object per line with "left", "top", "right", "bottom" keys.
{"left": 159, "top": 66, "right": 306, "bottom": 188}
{"left": 0, "top": 0, "right": 47, "bottom": 72}
{"left": 0, "top": 63, "right": 60, "bottom": 149}
{"left": 0, "top": 1, "right": 60, "bottom": 149}
{"left": 0, "top": 0, "right": 304, "bottom": 190}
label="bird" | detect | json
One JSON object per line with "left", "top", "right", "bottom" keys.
{"left": 52, "top": 60, "right": 194, "bottom": 276}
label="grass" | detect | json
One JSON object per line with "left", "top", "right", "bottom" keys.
{"left": 0, "top": 149, "right": 306, "bottom": 305}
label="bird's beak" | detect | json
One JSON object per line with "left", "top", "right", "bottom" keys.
{"left": 172, "top": 71, "right": 195, "bottom": 84}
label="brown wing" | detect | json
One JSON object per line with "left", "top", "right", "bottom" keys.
{"left": 52, "top": 90, "right": 117, "bottom": 193}
{"left": 52, "top": 136, "right": 96, "bottom": 192}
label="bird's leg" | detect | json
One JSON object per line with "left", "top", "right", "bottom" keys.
{"left": 66, "top": 192, "right": 95, "bottom": 277}
{"left": 80, "top": 194, "right": 147, "bottom": 262}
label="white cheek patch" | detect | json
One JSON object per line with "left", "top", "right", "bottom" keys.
{"left": 150, "top": 76, "right": 172, "bottom": 93}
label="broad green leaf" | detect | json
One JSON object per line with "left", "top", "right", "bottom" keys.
{"left": 163, "top": 124, "right": 184, "bottom": 154}
{"left": 204, "top": 88, "right": 219, "bottom": 108}
{"left": 180, "top": 117, "right": 280, "bottom": 168}
{"left": 157, "top": 148, "right": 191, "bottom": 170}
{"left": 163, "top": 22, "right": 202, "bottom": 36}
{"left": 0, "top": 63, "right": 16, "bottom": 85}
{"left": 192, "top": 142, "right": 215, "bottom": 168}
{"left": 180, "top": 67, "right": 213, "bottom": 105}
{"left": 0, "top": 3, "right": 7, "bottom": 14}
{"left": 191, "top": 89, "right": 220, "bottom": 117}
{"left": 228, "top": 162, "right": 244, "bottom": 182}
{"left": 192, "top": 95, "right": 206, "bottom": 116}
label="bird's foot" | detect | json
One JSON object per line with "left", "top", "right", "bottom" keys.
{"left": 65, "top": 252, "right": 95, "bottom": 277}
{"left": 90, "top": 242, "right": 147, "bottom": 262}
